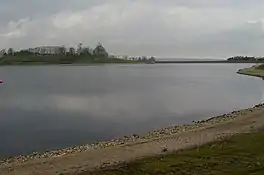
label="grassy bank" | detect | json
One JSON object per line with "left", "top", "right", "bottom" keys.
{"left": 237, "top": 65, "right": 264, "bottom": 77}
{"left": 85, "top": 132, "right": 264, "bottom": 175}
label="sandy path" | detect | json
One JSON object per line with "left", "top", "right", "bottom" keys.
{"left": 1, "top": 107, "right": 264, "bottom": 175}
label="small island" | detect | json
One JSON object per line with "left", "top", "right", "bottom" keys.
{"left": 0, "top": 43, "right": 156, "bottom": 65}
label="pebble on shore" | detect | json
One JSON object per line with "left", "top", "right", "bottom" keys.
{"left": 1, "top": 103, "right": 264, "bottom": 166}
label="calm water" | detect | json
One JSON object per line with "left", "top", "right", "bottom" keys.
{"left": 0, "top": 64, "right": 263, "bottom": 158}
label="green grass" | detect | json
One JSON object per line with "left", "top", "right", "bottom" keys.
{"left": 83, "top": 133, "right": 264, "bottom": 175}
{"left": 237, "top": 67, "right": 264, "bottom": 77}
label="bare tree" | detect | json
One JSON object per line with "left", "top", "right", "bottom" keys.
{"left": 142, "top": 56, "right": 147, "bottom": 61}
{"left": 59, "top": 45, "right": 66, "bottom": 56}
{"left": 69, "top": 47, "right": 76, "bottom": 56}
{"left": 7, "top": 48, "right": 14, "bottom": 56}
{"left": 93, "top": 43, "right": 108, "bottom": 57}
{"left": 149, "top": 57, "right": 156, "bottom": 63}
{"left": 81, "top": 47, "right": 92, "bottom": 55}
{"left": 123, "top": 55, "right": 128, "bottom": 60}
{"left": 0, "top": 49, "right": 5, "bottom": 58}
{"left": 0, "top": 49, "right": 6, "bottom": 55}
{"left": 77, "top": 43, "right": 83, "bottom": 55}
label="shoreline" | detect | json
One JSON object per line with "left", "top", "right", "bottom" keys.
{"left": 1, "top": 103, "right": 263, "bottom": 165}
{"left": 2, "top": 102, "right": 264, "bottom": 175}
{"left": 0, "top": 62, "right": 146, "bottom": 66}
{"left": 2, "top": 60, "right": 264, "bottom": 66}
{"left": 237, "top": 67, "right": 264, "bottom": 78}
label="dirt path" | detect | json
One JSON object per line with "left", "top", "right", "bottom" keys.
{"left": 1, "top": 107, "right": 264, "bottom": 175}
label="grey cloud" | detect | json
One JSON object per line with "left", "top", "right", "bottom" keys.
{"left": 0, "top": 0, "right": 107, "bottom": 23}
{"left": 189, "top": 21, "right": 264, "bottom": 57}
{"left": 1, "top": 0, "right": 264, "bottom": 58}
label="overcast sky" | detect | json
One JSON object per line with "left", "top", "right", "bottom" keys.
{"left": 1, "top": 0, "right": 264, "bottom": 58}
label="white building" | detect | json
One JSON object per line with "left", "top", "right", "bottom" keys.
{"left": 28, "top": 46, "right": 62, "bottom": 55}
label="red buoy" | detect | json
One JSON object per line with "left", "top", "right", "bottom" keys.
{"left": 0, "top": 80, "right": 3, "bottom": 84}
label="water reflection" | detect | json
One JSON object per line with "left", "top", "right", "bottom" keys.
{"left": 0, "top": 64, "right": 263, "bottom": 158}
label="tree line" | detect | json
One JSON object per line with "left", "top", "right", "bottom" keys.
{"left": 0, "top": 43, "right": 156, "bottom": 64}
{"left": 0, "top": 43, "right": 156, "bottom": 62}
{"left": 227, "top": 56, "right": 264, "bottom": 61}
{"left": 0, "top": 43, "right": 109, "bottom": 58}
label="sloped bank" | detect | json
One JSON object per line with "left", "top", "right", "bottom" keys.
{"left": 237, "top": 66, "right": 264, "bottom": 78}
{"left": 88, "top": 133, "right": 264, "bottom": 175}
{"left": 1, "top": 103, "right": 263, "bottom": 166}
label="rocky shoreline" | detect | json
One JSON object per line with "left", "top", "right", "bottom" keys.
{"left": 1, "top": 103, "right": 264, "bottom": 166}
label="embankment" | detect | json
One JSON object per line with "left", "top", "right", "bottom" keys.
{"left": 1, "top": 103, "right": 264, "bottom": 175}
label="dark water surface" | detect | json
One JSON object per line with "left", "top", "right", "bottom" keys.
{"left": 0, "top": 64, "right": 263, "bottom": 158}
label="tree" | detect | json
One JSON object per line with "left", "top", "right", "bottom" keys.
{"left": 142, "top": 56, "right": 147, "bottom": 61}
{"left": 0, "top": 49, "right": 6, "bottom": 55}
{"left": 69, "top": 47, "right": 76, "bottom": 56}
{"left": 77, "top": 43, "right": 83, "bottom": 55}
{"left": 0, "top": 49, "right": 5, "bottom": 58}
{"left": 93, "top": 43, "right": 108, "bottom": 58}
{"left": 15, "top": 50, "right": 32, "bottom": 56}
{"left": 81, "top": 47, "right": 92, "bottom": 56}
{"left": 149, "top": 57, "right": 156, "bottom": 63}
{"left": 123, "top": 55, "right": 128, "bottom": 60}
{"left": 59, "top": 46, "right": 66, "bottom": 56}
{"left": 7, "top": 48, "right": 14, "bottom": 55}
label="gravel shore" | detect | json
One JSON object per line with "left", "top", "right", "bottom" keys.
{"left": 1, "top": 103, "right": 264, "bottom": 175}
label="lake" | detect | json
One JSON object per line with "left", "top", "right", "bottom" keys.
{"left": 0, "top": 64, "right": 263, "bottom": 158}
